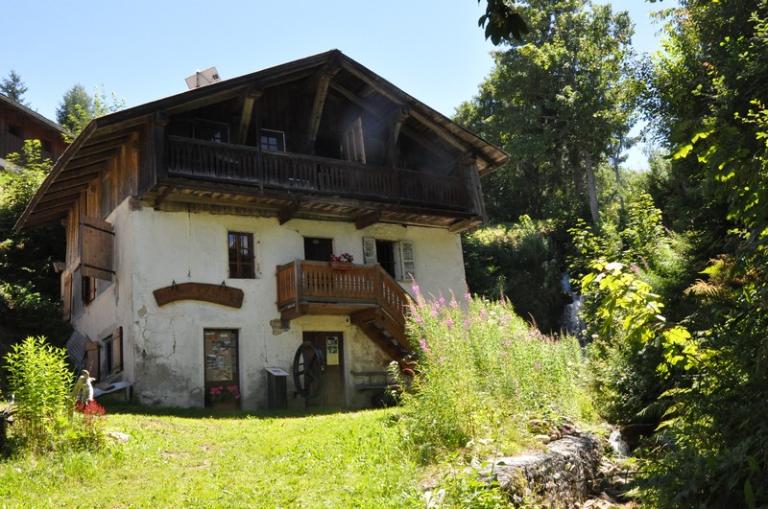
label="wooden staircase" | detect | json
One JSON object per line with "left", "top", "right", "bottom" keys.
{"left": 276, "top": 260, "right": 411, "bottom": 361}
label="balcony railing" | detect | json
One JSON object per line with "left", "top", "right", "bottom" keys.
{"left": 166, "top": 136, "right": 471, "bottom": 211}
{"left": 276, "top": 260, "right": 408, "bottom": 327}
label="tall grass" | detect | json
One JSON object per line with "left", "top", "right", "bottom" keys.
{"left": 400, "top": 290, "right": 593, "bottom": 460}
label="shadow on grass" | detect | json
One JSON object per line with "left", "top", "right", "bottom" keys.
{"left": 105, "top": 402, "right": 388, "bottom": 420}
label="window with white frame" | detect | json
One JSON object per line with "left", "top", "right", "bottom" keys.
{"left": 362, "top": 237, "right": 416, "bottom": 281}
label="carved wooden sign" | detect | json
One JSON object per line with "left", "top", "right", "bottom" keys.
{"left": 153, "top": 282, "right": 244, "bottom": 309}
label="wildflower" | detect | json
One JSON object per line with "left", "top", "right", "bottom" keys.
{"left": 438, "top": 296, "right": 446, "bottom": 306}
{"left": 443, "top": 317, "right": 454, "bottom": 329}
{"left": 419, "top": 338, "right": 430, "bottom": 353}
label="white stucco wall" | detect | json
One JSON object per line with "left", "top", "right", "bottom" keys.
{"left": 72, "top": 202, "right": 468, "bottom": 410}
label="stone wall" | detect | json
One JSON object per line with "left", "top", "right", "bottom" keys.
{"left": 488, "top": 433, "right": 602, "bottom": 507}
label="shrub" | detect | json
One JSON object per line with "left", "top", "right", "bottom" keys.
{"left": 463, "top": 216, "right": 566, "bottom": 332}
{"left": 400, "top": 291, "right": 593, "bottom": 461}
{"left": 4, "top": 337, "right": 73, "bottom": 452}
{"left": 3, "top": 336, "right": 104, "bottom": 453}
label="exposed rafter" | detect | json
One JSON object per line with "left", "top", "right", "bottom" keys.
{"left": 306, "top": 58, "right": 342, "bottom": 153}
{"left": 237, "top": 89, "right": 262, "bottom": 144}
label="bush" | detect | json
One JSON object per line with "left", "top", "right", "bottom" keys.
{"left": 3, "top": 336, "right": 103, "bottom": 453}
{"left": 400, "top": 291, "right": 593, "bottom": 461}
{"left": 463, "top": 216, "right": 566, "bottom": 332}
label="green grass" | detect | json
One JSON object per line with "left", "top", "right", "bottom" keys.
{"left": 0, "top": 407, "right": 422, "bottom": 508}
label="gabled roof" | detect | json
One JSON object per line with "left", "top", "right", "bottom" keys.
{"left": 16, "top": 50, "right": 508, "bottom": 231}
{"left": 0, "top": 93, "right": 63, "bottom": 133}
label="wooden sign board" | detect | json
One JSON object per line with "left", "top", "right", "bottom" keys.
{"left": 153, "top": 282, "right": 244, "bottom": 309}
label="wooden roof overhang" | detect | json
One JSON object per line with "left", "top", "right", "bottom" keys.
{"left": 145, "top": 178, "right": 481, "bottom": 231}
{"left": 16, "top": 50, "right": 508, "bottom": 231}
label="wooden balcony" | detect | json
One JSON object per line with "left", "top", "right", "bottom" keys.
{"left": 166, "top": 136, "right": 472, "bottom": 212}
{"left": 276, "top": 260, "right": 411, "bottom": 359}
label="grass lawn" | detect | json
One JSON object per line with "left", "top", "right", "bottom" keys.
{"left": 0, "top": 407, "right": 423, "bottom": 508}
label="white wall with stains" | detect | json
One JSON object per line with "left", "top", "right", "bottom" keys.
{"left": 71, "top": 199, "right": 468, "bottom": 410}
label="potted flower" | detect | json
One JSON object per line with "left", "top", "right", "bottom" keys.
{"left": 330, "top": 252, "right": 354, "bottom": 268}
{"left": 208, "top": 384, "right": 241, "bottom": 410}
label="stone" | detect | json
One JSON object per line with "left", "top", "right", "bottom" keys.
{"left": 107, "top": 431, "right": 130, "bottom": 443}
{"left": 489, "top": 433, "right": 602, "bottom": 507}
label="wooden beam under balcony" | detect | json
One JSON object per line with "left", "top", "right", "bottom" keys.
{"left": 278, "top": 200, "right": 301, "bottom": 224}
{"left": 355, "top": 209, "right": 381, "bottom": 230}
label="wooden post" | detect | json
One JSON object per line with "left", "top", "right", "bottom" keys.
{"left": 294, "top": 259, "right": 304, "bottom": 307}
{"left": 151, "top": 111, "right": 169, "bottom": 184}
{"left": 237, "top": 89, "right": 261, "bottom": 144}
{"left": 385, "top": 106, "right": 409, "bottom": 167}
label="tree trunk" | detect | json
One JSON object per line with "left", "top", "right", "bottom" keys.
{"left": 585, "top": 152, "right": 600, "bottom": 225}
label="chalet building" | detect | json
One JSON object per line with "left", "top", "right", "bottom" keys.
{"left": 0, "top": 94, "right": 67, "bottom": 165}
{"left": 16, "top": 50, "right": 507, "bottom": 410}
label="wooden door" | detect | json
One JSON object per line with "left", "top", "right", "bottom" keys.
{"left": 304, "top": 332, "right": 344, "bottom": 407}
{"left": 203, "top": 329, "right": 240, "bottom": 408}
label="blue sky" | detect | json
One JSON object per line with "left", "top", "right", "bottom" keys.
{"left": 2, "top": 1, "right": 668, "bottom": 169}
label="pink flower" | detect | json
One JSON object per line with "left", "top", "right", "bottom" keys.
{"left": 419, "top": 338, "right": 430, "bottom": 353}
{"left": 438, "top": 296, "right": 446, "bottom": 306}
{"left": 443, "top": 317, "right": 454, "bottom": 329}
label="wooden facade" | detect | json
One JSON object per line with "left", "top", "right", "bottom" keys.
{"left": 0, "top": 94, "right": 66, "bottom": 162}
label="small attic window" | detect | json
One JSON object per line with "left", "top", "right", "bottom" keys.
{"left": 259, "top": 129, "right": 285, "bottom": 152}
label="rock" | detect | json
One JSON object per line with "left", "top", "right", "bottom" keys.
{"left": 107, "top": 431, "right": 130, "bottom": 443}
{"left": 490, "top": 434, "right": 602, "bottom": 506}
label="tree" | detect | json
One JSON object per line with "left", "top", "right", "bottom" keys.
{"left": 457, "top": 0, "right": 641, "bottom": 226}
{"left": 56, "top": 85, "right": 124, "bottom": 142}
{"left": 0, "top": 70, "right": 28, "bottom": 105}
{"left": 0, "top": 141, "right": 68, "bottom": 350}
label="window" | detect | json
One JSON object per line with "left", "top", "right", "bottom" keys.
{"left": 41, "top": 139, "right": 53, "bottom": 154}
{"left": 82, "top": 275, "right": 97, "bottom": 304}
{"left": 362, "top": 237, "right": 416, "bottom": 281}
{"left": 259, "top": 129, "right": 285, "bottom": 152}
{"left": 304, "top": 237, "right": 333, "bottom": 262}
{"left": 8, "top": 124, "right": 22, "bottom": 138}
{"left": 102, "top": 327, "right": 123, "bottom": 376}
{"left": 100, "top": 172, "right": 113, "bottom": 219}
{"left": 228, "top": 232, "right": 255, "bottom": 278}
{"left": 193, "top": 119, "right": 229, "bottom": 143}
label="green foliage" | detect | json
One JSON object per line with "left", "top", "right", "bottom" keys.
{"left": 57, "top": 85, "right": 124, "bottom": 142}
{"left": 630, "top": 1, "right": 768, "bottom": 505}
{"left": 456, "top": 0, "right": 641, "bottom": 225}
{"left": 0, "top": 70, "right": 28, "bottom": 105}
{"left": 4, "top": 337, "right": 73, "bottom": 452}
{"left": 463, "top": 216, "right": 565, "bottom": 331}
{"left": 400, "top": 293, "right": 593, "bottom": 461}
{"left": 0, "top": 141, "right": 68, "bottom": 351}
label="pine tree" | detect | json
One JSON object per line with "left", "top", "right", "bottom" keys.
{"left": 0, "top": 70, "right": 29, "bottom": 105}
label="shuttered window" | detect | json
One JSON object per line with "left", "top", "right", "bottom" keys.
{"left": 362, "top": 237, "right": 416, "bottom": 281}
{"left": 103, "top": 326, "right": 123, "bottom": 376}
{"left": 228, "top": 232, "right": 255, "bottom": 279}
{"left": 342, "top": 117, "right": 366, "bottom": 164}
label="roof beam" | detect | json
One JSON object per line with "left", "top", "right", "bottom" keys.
{"left": 385, "top": 107, "right": 410, "bottom": 167}
{"left": 306, "top": 60, "right": 341, "bottom": 153}
{"left": 67, "top": 149, "right": 119, "bottom": 171}
{"left": 237, "top": 89, "right": 262, "bottom": 144}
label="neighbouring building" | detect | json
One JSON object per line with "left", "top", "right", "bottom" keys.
{"left": 0, "top": 93, "right": 66, "bottom": 166}
{"left": 16, "top": 50, "right": 508, "bottom": 410}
